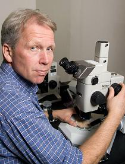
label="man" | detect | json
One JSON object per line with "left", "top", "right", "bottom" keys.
{"left": 0, "top": 9, "right": 125, "bottom": 164}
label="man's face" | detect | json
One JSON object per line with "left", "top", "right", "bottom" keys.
{"left": 10, "top": 23, "right": 55, "bottom": 84}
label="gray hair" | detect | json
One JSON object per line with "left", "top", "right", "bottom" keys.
{"left": 1, "top": 9, "right": 57, "bottom": 49}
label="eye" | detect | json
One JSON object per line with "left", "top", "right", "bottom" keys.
{"left": 30, "top": 46, "right": 38, "bottom": 51}
{"left": 47, "top": 46, "right": 54, "bottom": 52}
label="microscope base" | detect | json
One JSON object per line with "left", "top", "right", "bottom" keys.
{"left": 59, "top": 122, "right": 115, "bottom": 154}
{"left": 59, "top": 122, "right": 98, "bottom": 146}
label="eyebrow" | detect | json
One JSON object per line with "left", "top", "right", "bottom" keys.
{"left": 26, "top": 40, "right": 55, "bottom": 48}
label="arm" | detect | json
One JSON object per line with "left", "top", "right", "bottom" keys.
{"left": 79, "top": 83, "right": 125, "bottom": 164}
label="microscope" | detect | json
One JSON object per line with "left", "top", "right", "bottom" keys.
{"left": 59, "top": 41, "right": 125, "bottom": 157}
{"left": 37, "top": 61, "right": 61, "bottom": 103}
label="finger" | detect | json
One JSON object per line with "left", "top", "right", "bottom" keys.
{"left": 119, "top": 83, "right": 124, "bottom": 87}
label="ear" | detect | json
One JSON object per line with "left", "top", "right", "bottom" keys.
{"left": 2, "top": 44, "right": 13, "bottom": 63}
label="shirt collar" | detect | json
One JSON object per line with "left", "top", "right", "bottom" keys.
{"left": 0, "top": 61, "right": 38, "bottom": 95}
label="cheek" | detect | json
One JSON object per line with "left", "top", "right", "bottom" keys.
{"left": 12, "top": 53, "right": 32, "bottom": 75}
{"left": 49, "top": 55, "right": 54, "bottom": 65}
{"left": 15, "top": 56, "right": 30, "bottom": 69}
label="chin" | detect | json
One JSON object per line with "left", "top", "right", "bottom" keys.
{"left": 35, "top": 78, "right": 44, "bottom": 84}
{"left": 29, "top": 75, "right": 45, "bottom": 84}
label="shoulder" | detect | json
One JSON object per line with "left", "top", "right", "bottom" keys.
{"left": 0, "top": 82, "right": 31, "bottom": 119}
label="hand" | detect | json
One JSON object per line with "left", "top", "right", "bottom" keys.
{"left": 107, "top": 83, "right": 125, "bottom": 120}
{"left": 53, "top": 108, "right": 77, "bottom": 127}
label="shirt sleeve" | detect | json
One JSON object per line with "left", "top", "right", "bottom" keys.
{"left": 1, "top": 91, "right": 83, "bottom": 164}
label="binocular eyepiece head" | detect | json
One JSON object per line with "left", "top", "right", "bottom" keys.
{"left": 59, "top": 57, "right": 78, "bottom": 75}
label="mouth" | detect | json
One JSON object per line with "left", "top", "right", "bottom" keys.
{"left": 36, "top": 70, "right": 48, "bottom": 76}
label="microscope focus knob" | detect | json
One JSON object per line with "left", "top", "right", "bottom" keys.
{"left": 49, "top": 80, "right": 57, "bottom": 90}
{"left": 111, "top": 83, "right": 122, "bottom": 96}
{"left": 91, "top": 91, "right": 106, "bottom": 106}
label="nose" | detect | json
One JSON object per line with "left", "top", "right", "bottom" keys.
{"left": 39, "top": 50, "right": 49, "bottom": 65}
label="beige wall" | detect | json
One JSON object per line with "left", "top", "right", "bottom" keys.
{"left": 37, "top": 0, "right": 125, "bottom": 82}
{"left": 36, "top": 0, "right": 71, "bottom": 81}
{"left": 0, "top": 0, "right": 36, "bottom": 63}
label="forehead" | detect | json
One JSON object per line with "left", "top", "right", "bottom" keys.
{"left": 21, "top": 23, "right": 55, "bottom": 45}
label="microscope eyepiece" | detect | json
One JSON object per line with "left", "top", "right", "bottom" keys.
{"left": 59, "top": 57, "right": 78, "bottom": 75}
{"left": 59, "top": 57, "right": 69, "bottom": 69}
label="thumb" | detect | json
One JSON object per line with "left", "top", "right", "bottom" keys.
{"left": 107, "top": 87, "right": 115, "bottom": 100}
{"left": 69, "top": 119, "right": 77, "bottom": 127}
{"left": 66, "top": 117, "right": 77, "bottom": 127}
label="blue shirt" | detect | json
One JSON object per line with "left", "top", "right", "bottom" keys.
{"left": 0, "top": 62, "right": 83, "bottom": 164}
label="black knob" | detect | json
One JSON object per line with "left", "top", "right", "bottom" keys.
{"left": 111, "top": 83, "right": 122, "bottom": 96}
{"left": 91, "top": 91, "right": 106, "bottom": 106}
{"left": 91, "top": 76, "right": 98, "bottom": 85}
{"left": 49, "top": 80, "right": 57, "bottom": 89}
